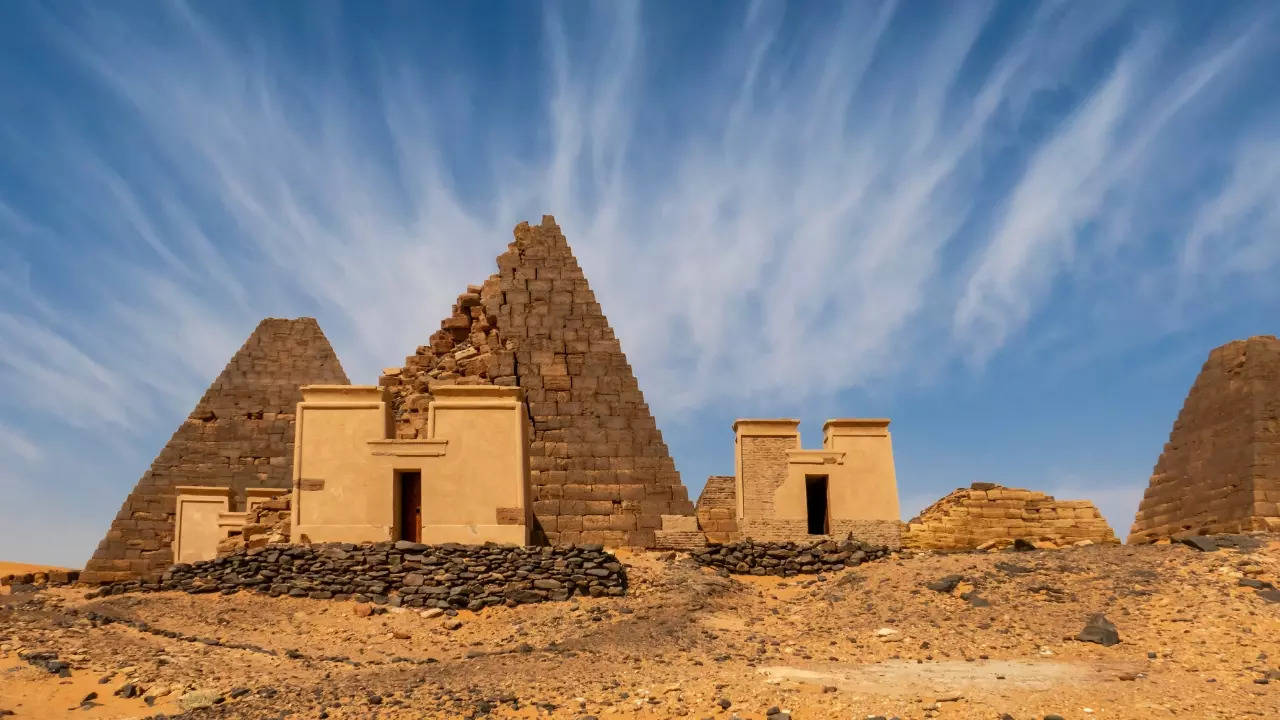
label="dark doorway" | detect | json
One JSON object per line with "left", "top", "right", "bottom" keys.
{"left": 805, "top": 475, "right": 829, "bottom": 535}
{"left": 398, "top": 471, "right": 422, "bottom": 543}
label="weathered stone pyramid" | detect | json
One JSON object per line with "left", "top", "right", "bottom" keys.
{"left": 381, "top": 216, "right": 695, "bottom": 547}
{"left": 903, "top": 482, "right": 1117, "bottom": 550}
{"left": 81, "top": 318, "right": 349, "bottom": 584}
{"left": 1128, "top": 335, "right": 1280, "bottom": 543}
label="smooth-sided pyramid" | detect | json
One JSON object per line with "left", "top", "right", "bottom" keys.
{"left": 381, "top": 216, "right": 695, "bottom": 547}
{"left": 1129, "top": 335, "right": 1280, "bottom": 543}
{"left": 81, "top": 318, "right": 349, "bottom": 583}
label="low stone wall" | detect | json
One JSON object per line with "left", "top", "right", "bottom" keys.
{"left": 86, "top": 542, "right": 626, "bottom": 610}
{"left": 903, "top": 482, "right": 1119, "bottom": 551}
{"left": 2, "top": 569, "right": 80, "bottom": 591}
{"left": 691, "top": 538, "right": 890, "bottom": 576}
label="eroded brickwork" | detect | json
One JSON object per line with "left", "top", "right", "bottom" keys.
{"left": 81, "top": 318, "right": 349, "bottom": 584}
{"left": 696, "top": 475, "right": 741, "bottom": 544}
{"left": 216, "top": 495, "right": 292, "bottom": 556}
{"left": 903, "top": 483, "right": 1118, "bottom": 550}
{"left": 382, "top": 279, "right": 514, "bottom": 438}
{"left": 384, "top": 217, "right": 694, "bottom": 547}
{"left": 1129, "top": 335, "right": 1280, "bottom": 542}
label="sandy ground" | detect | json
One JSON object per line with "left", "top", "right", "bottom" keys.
{"left": 1, "top": 541, "right": 1278, "bottom": 719}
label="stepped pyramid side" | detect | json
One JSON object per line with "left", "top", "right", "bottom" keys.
{"left": 81, "top": 318, "right": 349, "bottom": 584}
{"left": 1128, "top": 335, "right": 1280, "bottom": 542}
{"left": 383, "top": 216, "right": 695, "bottom": 547}
{"left": 902, "top": 482, "right": 1118, "bottom": 550}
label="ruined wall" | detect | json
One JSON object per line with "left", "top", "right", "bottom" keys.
{"left": 382, "top": 281, "right": 514, "bottom": 437}
{"left": 216, "top": 495, "right": 292, "bottom": 556}
{"left": 696, "top": 475, "right": 741, "bottom": 544}
{"left": 903, "top": 482, "right": 1118, "bottom": 551}
{"left": 383, "top": 217, "right": 695, "bottom": 547}
{"left": 1129, "top": 336, "right": 1280, "bottom": 542}
{"left": 82, "top": 318, "right": 349, "bottom": 584}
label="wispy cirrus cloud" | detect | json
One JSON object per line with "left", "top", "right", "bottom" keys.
{"left": 0, "top": 1, "right": 1277, "bottom": 565}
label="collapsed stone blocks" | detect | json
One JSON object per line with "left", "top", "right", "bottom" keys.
{"left": 903, "top": 482, "right": 1118, "bottom": 551}
{"left": 216, "top": 495, "right": 292, "bottom": 556}
{"left": 1, "top": 569, "right": 80, "bottom": 590}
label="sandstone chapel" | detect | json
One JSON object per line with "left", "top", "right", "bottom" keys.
{"left": 81, "top": 217, "right": 903, "bottom": 584}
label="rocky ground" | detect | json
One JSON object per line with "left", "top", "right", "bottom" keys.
{"left": 2, "top": 538, "right": 1278, "bottom": 720}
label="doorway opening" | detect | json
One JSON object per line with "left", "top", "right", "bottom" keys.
{"left": 398, "top": 471, "right": 422, "bottom": 543}
{"left": 805, "top": 475, "right": 829, "bottom": 535}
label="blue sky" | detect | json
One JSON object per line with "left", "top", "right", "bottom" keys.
{"left": 1, "top": 1, "right": 1278, "bottom": 566}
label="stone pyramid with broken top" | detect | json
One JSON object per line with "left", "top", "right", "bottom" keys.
{"left": 381, "top": 216, "right": 695, "bottom": 547}
{"left": 1129, "top": 335, "right": 1280, "bottom": 543}
{"left": 902, "top": 482, "right": 1117, "bottom": 550}
{"left": 81, "top": 318, "right": 349, "bottom": 584}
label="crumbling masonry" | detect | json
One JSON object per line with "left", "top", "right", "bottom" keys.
{"left": 903, "top": 482, "right": 1117, "bottom": 550}
{"left": 378, "top": 216, "right": 695, "bottom": 548}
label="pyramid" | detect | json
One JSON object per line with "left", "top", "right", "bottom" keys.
{"left": 1128, "top": 335, "right": 1280, "bottom": 543}
{"left": 81, "top": 318, "right": 349, "bottom": 583}
{"left": 902, "top": 482, "right": 1117, "bottom": 550}
{"left": 381, "top": 216, "right": 695, "bottom": 547}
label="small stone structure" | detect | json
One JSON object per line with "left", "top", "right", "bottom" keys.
{"left": 693, "top": 419, "right": 902, "bottom": 546}
{"left": 83, "top": 318, "right": 349, "bottom": 584}
{"left": 89, "top": 542, "right": 626, "bottom": 609}
{"left": 291, "top": 384, "right": 531, "bottom": 547}
{"left": 1129, "top": 335, "right": 1280, "bottom": 542}
{"left": 903, "top": 482, "right": 1118, "bottom": 550}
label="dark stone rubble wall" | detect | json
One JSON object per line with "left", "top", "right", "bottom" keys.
{"left": 87, "top": 541, "right": 626, "bottom": 610}
{"left": 691, "top": 538, "right": 890, "bottom": 576}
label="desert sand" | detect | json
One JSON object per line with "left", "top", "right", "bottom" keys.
{"left": 2, "top": 541, "right": 1278, "bottom": 719}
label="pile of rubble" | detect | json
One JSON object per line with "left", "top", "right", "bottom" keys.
{"left": 86, "top": 542, "right": 626, "bottom": 610}
{"left": 216, "top": 495, "right": 292, "bottom": 555}
{"left": 2, "top": 569, "right": 80, "bottom": 592}
{"left": 379, "top": 280, "right": 514, "bottom": 439}
{"left": 903, "top": 482, "right": 1119, "bottom": 551}
{"left": 691, "top": 538, "right": 890, "bottom": 576}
